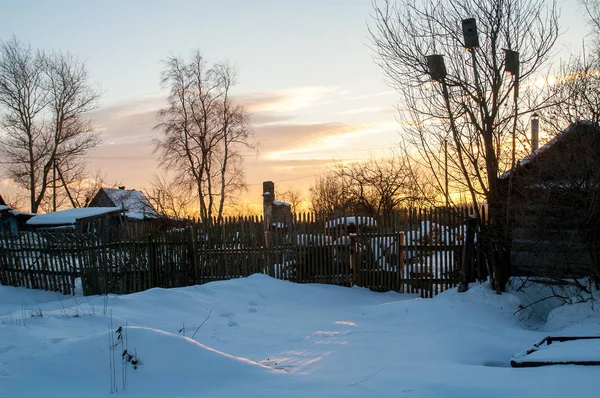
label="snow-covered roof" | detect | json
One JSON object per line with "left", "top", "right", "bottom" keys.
{"left": 0, "top": 205, "right": 10, "bottom": 212}
{"left": 500, "top": 121, "right": 596, "bottom": 179}
{"left": 26, "top": 207, "right": 122, "bottom": 226}
{"left": 101, "top": 188, "right": 156, "bottom": 215}
{"left": 325, "top": 216, "right": 377, "bottom": 228}
{"left": 272, "top": 201, "right": 290, "bottom": 206}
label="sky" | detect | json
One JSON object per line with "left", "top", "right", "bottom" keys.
{"left": 0, "top": 0, "right": 590, "bottom": 213}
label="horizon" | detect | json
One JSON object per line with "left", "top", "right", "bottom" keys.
{"left": 0, "top": 0, "right": 589, "bottom": 214}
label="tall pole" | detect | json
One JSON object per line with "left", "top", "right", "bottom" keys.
{"left": 444, "top": 138, "right": 449, "bottom": 208}
{"left": 52, "top": 158, "right": 57, "bottom": 212}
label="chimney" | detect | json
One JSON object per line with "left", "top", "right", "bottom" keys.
{"left": 263, "top": 181, "right": 274, "bottom": 227}
{"left": 118, "top": 186, "right": 126, "bottom": 190}
{"left": 531, "top": 113, "right": 539, "bottom": 153}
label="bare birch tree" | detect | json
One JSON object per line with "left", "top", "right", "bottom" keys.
{"left": 370, "top": 0, "right": 559, "bottom": 292}
{"left": 0, "top": 37, "right": 101, "bottom": 213}
{"left": 154, "top": 51, "right": 254, "bottom": 223}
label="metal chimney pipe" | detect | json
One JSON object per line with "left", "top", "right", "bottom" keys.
{"left": 531, "top": 113, "right": 539, "bottom": 153}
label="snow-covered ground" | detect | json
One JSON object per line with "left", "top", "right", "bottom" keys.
{"left": 1, "top": 275, "right": 598, "bottom": 397}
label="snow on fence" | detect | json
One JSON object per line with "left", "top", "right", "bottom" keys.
{"left": 0, "top": 207, "right": 479, "bottom": 297}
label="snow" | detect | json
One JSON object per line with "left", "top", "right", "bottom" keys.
{"left": 26, "top": 207, "right": 122, "bottom": 226}
{"left": 499, "top": 120, "right": 596, "bottom": 179}
{"left": 516, "top": 339, "right": 600, "bottom": 363}
{"left": 326, "top": 216, "right": 377, "bottom": 228}
{"left": 0, "top": 205, "right": 10, "bottom": 211}
{"left": 102, "top": 188, "right": 156, "bottom": 215}
{"left": 273, "top": 201, "right": 291, "bottom": 206}
{"left": 1, "top": 276, "right": 599, "bottom": 397}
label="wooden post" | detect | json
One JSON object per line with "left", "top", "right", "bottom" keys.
{"left": 398, "top": 231, "right": 405, "bottom": 293}
{"left": 458, "top": 215, "right": 477, "bottom": 292}
{"left": 349, "top": 233, "right": 358, "bottom": 286}
{"left": 188, "top": 225, "right": 198, "bottom": 285}
{"left": 264, "top": 230, "right": 274, "bottom": 277}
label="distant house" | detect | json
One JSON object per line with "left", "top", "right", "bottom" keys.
{"left": 0, "top": 202, "right": 35, "bottom": 232}
{"left": 500, "top": 121, "right": 600, "bottom": 279}
{"left": 26, "top": 207, "right": 123, "bottom": 233}
{"left": 87, "top": 186, "right": 158, "bottom": 220}
{"left": 0, "top": 204, "right": 17, "bottom": 232}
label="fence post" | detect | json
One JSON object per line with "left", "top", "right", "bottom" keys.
{"left": 148, "top": 233, "right": 156, "bottom": 287}
{"left": 397, "top": 231, "right": 405, "bottom": 292}
{"left": 188, "top": 225, "right": 198, "bottom": 284}
{"left": 458, "top": 215, "right": 477, "bottom": 292}
{"left": 264, "top": 230, "right": 274, "bottom": 277}
{"left": 349, "top": 233, "right": 358, "bottom": 286}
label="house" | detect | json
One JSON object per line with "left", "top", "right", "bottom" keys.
{"left": 0, "top": 201, "right": 35, "bottom": 232}
{"left": 87, "top": 186, "right": 157, "bottom": 220}
{"left": 26, "top": 207, "right": 124, "bottom": 233}
{"left": 500, "top": 121, "right": 600, "bottom": 280}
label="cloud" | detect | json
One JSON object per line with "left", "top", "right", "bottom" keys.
{"left": 240, "top": 86, "right": 342, "bottom": 114}
{"left": 336, "top": 106, "right": 393, "bottom": 116}
{"left": 258, "top": 121, "right": 398, "bottom": 160}
{"left": 346, "top": 90, "right": 396, "bottom": 101}
{"left": 82, "top": 84, "right": 400, "bottom": 198}
{"left": 90, "top": 93, "right": 164, "bottom": 123}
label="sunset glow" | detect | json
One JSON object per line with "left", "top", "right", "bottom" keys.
{"left": 0, "top": 0, "right": 587, "bottom": 212}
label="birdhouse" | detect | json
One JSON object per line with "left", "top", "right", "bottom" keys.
{"left": 462, "top": 18, "right": 479, "bottom": 50}
{"left": 426, "top": 54, "right": 447, "bottom": 82}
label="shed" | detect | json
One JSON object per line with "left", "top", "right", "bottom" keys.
{"left": 0, "top": 205, "right": 34, "bottom": 232}
{"left": 500, "top": 121, "right": 600, "bottom": 280}
{"left": 26, "top": 207, "right": 123, "bottom": 233}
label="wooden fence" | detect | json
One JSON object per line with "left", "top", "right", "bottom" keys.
{"left": 0, "top": 207, "right": 478, "bottom": 297}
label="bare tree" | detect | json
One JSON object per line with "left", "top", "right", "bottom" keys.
{"left": 309, "top": 156, "right": 431, "bottom": 216}
{"left": 145, "top": 173, "right": 197, "bottom": 219}
{"left": 370, "top": 0, "right": 559, "bottom": 292}
{"left": 543, "top": 0, "right": 600, "bottom": 130}
{"left": 580, "top": 0, "right": 600, "bottom": 53}
{"left": 154, "top": 51, "right": 255, "bottom": 224}
{"left": 309, "top": 172, "right": 351, "bottom": 215}
{"left": 0, "top": 37, "right": 101, "bottom": 213}
{"left": 276, "top": 187, "right": 305, "bottom": 215}
{"left": 544, "top": 56, "right": 600, "bottom": 131}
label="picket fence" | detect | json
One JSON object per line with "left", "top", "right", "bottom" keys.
{"left": 0, "top": 207, "right": 481, "bottom": 298}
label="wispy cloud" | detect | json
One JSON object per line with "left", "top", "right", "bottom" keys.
{"left": 346, "top": 90, "right": 396, "bottom": 101}
{"left": 242, "top": 86, "right": 343, "bottom": 114}
{"left": 262, "top": 121, "right": 397, "bottom": 160}
{"left": 336, "top": 106, "right": 392, "bottom": 116}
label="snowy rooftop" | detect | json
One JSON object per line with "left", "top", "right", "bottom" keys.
{"left": 0, "top": 205, "right": 10, "bottom": 211}
{"left": 325, "top": 216, "right": 377, "bottom": 228}
{"left": 500, "top": 121, "right": 596, "bottom": 179}
{"left": 101, "top": 188, "right": 156, "bottom": 215}
{"left": 26, "top": 207, "right": 122, "bottom": 226}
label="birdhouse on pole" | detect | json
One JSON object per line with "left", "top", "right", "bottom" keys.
{"left": 462, "top": 18, "right": 479, "bottom": 50}
{"left": 504, "top": 49, "right": 520, "bottom": 77}
{"left": 426, "top": 54, "right": 447, "bottom": 82}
